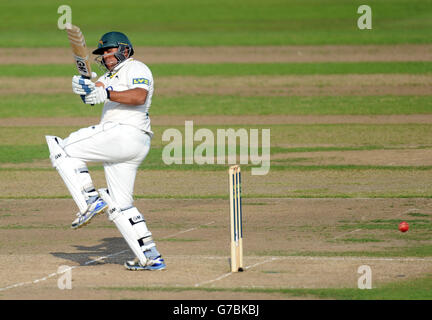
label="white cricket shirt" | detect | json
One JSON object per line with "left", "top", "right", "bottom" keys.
{"left": 97, "top": 58, "right": 154, "bottom": 136}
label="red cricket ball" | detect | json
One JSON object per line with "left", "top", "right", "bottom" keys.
{"left": 399, "top": 221, "right": 409, "bottom": 233}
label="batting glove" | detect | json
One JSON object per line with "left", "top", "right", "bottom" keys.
{"left": 72, "top": 75, "right": 95, "bottom": 95}
{"left": 84, "top": 86, "right": 109, "bottom": 105}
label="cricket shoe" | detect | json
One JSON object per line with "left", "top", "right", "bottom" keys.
{"left": 71, "top": 198, "right": 108, "bottom": 229}
{"left": 124, "top": 256, "right": 166, "bottom": 271}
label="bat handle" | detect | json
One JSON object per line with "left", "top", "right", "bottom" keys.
{"left": 83, "top": 75, "right": 95, "bottom": 106}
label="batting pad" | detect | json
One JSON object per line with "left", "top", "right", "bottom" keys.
{"left": 46, "top": 135, "right": 90, "bottom": 214}
{"left": 99, "top": 188, "right": 155, "bottom": 266}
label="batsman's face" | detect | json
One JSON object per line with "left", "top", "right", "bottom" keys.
{"left": 102, "top": 48, "right": 119, "bottom": 71}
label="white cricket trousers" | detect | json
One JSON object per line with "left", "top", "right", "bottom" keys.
{"left": 62, "top": 121, "right": 151, "bottom": 209}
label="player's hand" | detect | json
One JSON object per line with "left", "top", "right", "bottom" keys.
{"left": 72, "top": 75, "right": 95, "bottom": 95}
{"left": 84, "top": 86, "right": 108, "bottom": 105}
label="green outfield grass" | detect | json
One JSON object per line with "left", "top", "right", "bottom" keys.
{"left": 99, "top": 274, "right": 432, "bottom": 299}
{"left": 1, "top": 0, "right": 431, "bottom": 46}
{"left": 2, "top": 123, "right": 432, "bottom": 149}
{"left": 151, "top": 96, "right": 432, "bottom": 116}
{"left": 150, "top": 62, "right": 432, "bottom": 76}
{"left": 3, "top": 143, "right": 432, "bottom": 173}
{"left": 1, "top": 95, "right": 432, "bottom": 118}
{"left": 1, "top": 0, "right": 431, "bottom": 301}
{"left": 283, "top": 276, "right": 432, "bottom": 299}
{"left": 295, "top": 245, "right": 432, "bottom": 259}
{"left": 272, "top": 145, "right": 431, "bottom": 153}
{"left": 0, "top": 145, "right": 48, "bottom": 164}
{"left": 0, "top": 95, "right": 101, "bottom": 118}
{"left": 3, "top": 62, "right": 432, "bottom": 77}
{"left": 338, "top": 219, "right": 432, "bottom": 231}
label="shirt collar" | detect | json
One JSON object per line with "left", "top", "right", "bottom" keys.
{"left": 107, "top": 58, "right": 133, "bottom": 78}
{"left": 113, "top": 57, "right": 132, "bottom": 72}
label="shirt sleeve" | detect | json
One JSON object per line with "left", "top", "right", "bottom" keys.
{"left": 96, "top": 75, "right": 107, "bottom": 87}
{"left": 127, "top": 62, "right": 153, "bottom": 91}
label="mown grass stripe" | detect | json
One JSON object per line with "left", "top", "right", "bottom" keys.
{"left": 1, "top": 95, "right": 432, "bottom": 117}
{"left": 2, "top": 0, "right": 432, "bottom": 46}
{"left": 2, "top": 123, "right": 432, "bottom": 148}
{"left": 4, "top": 30, "right": 432, "bottom": 47}
{"left": 98, "top": 274, "right": 432, "bottom": 299}
{"left": 271, "top": 145, "right": 432, "bottom": 154}
{"left": 3, "top": 144, "right": 432, "bottom": 165}
{"left": 0, "top": 224, "right": 68, "bottom": 230}
{"left": 1, "top": 194, "right": 431, "bottom": 200}
{"left": 0, "top": 145, "right": 48, "bottom": 163}
{"left": 151, "top": 62, "right": 432, "bottom": 76}
{"left": 293, "top": 245, "right": 432, "bottom": 259}
{"left": 1, "top": 165, "right": 432, "bottom": 171}
{"left": 3, "top": 62, "right": 432, "bottom": 78}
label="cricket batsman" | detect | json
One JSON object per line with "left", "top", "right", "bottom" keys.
{"left": 45, "top": 31, "right": 165, "bottom": 271}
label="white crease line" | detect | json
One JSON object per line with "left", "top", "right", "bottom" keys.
{"left": 195, "top": 257, "right": 278, "bottom": 287}
{"left": 244, "top": 257, "right": 280, "bottom": 270}
{"left": 82, "top": 222, "right": 217, "bottom": 267}
{"left": 4, "top": 213, "right": 428, "bottom": 293}
{"left": 161, "top": 221, "right": 215, "bottom": 240}
{"left": 162, "top": 255, "right": 432, "bottom": 263}
{"left": 82, "top": 222, "right": 217, "bottom": 266}
{"left": 3, "top": 253, "right": 431, "bottom": 292}
{"left": 273, "top": 256, "right": 432, "bottom": 262}
{"left": 396, "top": 208, "right": 421, "bottom": 218}
{"left": 0, "top": 267, "right": 69, "bottom": 292}
{"left": 195, "top": 272, "right": 232, "bottom": 287}
{"left": 194, "top": 255, "right": 432, "bottom": 287}
{"left": 0, "top": 221, "right": 216, "bottom": 293}
{"left": 333, "top": 228, "right": 361, "bottom": 239}
{"left": 195, "top": 254, "right": 432, "bottom": 287}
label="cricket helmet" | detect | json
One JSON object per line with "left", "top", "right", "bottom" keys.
{"left": 93, "top": 31, "right": 134, "bottom": 71}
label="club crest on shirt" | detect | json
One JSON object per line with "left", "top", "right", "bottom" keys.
{"left": 133, "top": 78, "right": 150, "bottom": 85}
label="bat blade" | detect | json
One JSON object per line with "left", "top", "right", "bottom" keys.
{"left": 66, "top": 25, "right": 92, "bottom": 79}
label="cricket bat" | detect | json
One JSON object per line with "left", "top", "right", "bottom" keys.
{"left": 66, "top": 24, "right": 92, "bottom": 79}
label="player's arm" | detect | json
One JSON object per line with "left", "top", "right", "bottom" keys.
{"left": 109, "top": 88, "right": 148, "bottom": 105}
{"left": 95, "top": 82, "right": 148, "bottom": 105}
